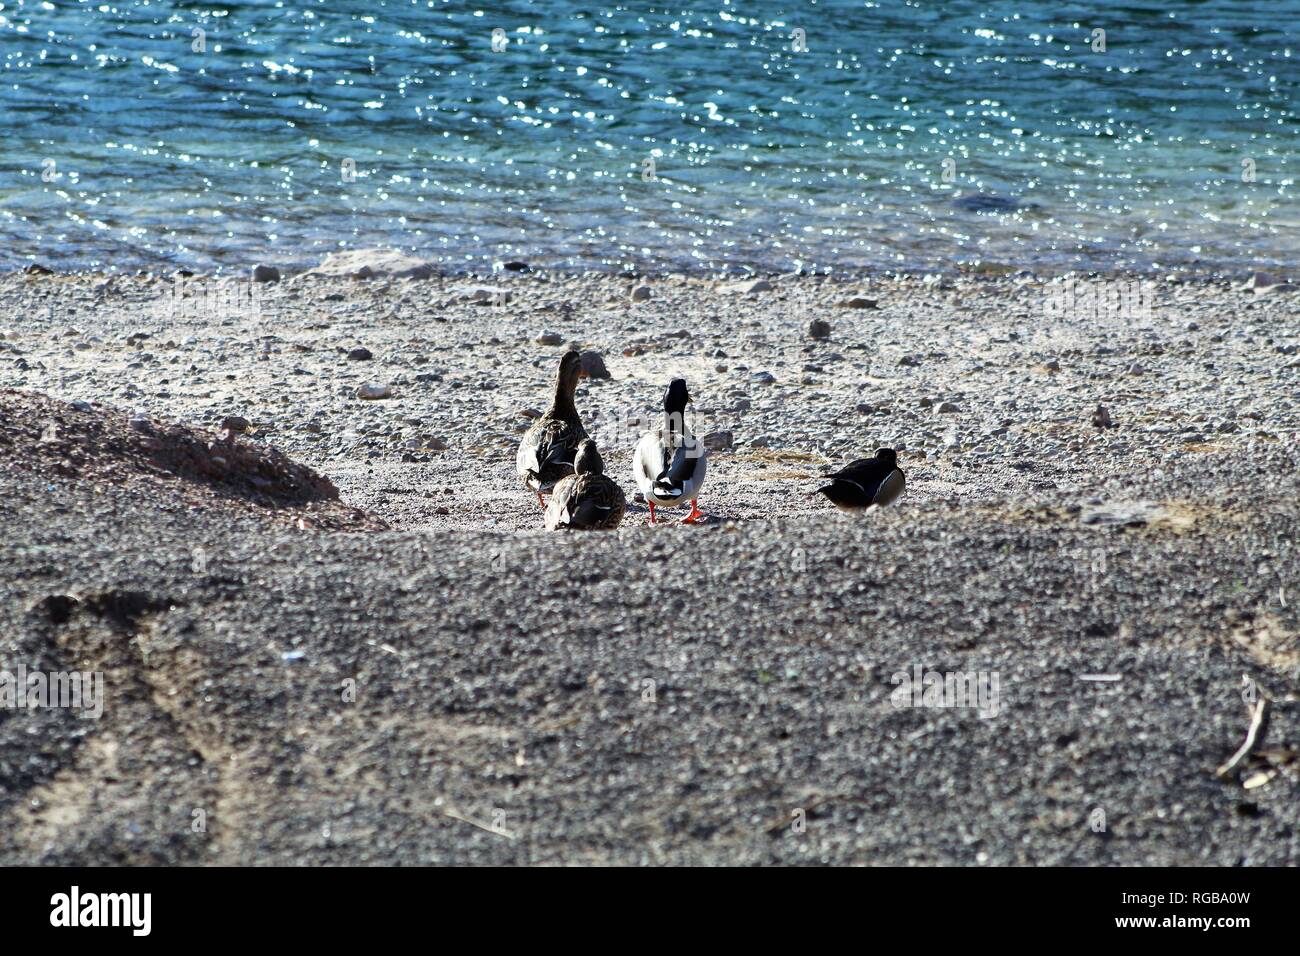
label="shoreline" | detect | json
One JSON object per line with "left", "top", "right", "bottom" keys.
{"left": 8, "top": 253, "right": 1297, "bottom": 285}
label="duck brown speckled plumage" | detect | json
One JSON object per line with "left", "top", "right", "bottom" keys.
{"left": 545, "top": 439, "right": 626, "bottom": 530}
{"left": 516, "top": 350, "right": 588, "bottom": 508}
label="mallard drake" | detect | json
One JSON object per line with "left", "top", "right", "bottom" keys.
{"left": 516, "top": 350, "right": 588, "bottom": 508}
{"left": 632, "top": 378, "right": 708, "bottom": 524}
{"left": 815, "top": 448, "right": 905, "bottom": 511}
{"left": 545, "top": 439, "right": 626, "bottom": 530}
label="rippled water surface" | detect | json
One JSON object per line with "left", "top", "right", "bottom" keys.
{"left": 1, "top": 0, "right": 1296, "bottom": 273}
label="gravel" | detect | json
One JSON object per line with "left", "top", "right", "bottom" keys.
{"left": 1, "top": 267, "right": 1298, "bottom": 864}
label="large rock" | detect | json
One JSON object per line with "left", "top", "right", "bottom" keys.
{"left": 1246, "top": 272, "right": 1296, "bottom": 296}
{"left": 579, "top": 351, "right": 610, "bottom": 379}
{"left": 703, "top": 430, "right": 734, "bottom": 452}
{"left": 308, "top": 250, "right": 435, "bottom": 281}
{"left": 724, "top": 278, "right": 774, "bottom": 295}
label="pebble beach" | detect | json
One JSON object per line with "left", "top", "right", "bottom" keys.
{"left": 3, "top": 261, "right": 1297, "bottom": 531}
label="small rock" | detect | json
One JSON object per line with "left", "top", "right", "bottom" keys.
{"left": 500, "top": 261, "right": 531, "bottom": 272}
{"left": 347, "top": 347, "right": 373, "bottom": 361}
{"left": 426, "top": 437, "right": 449, "bottom": 450}
{"left": 899, "top": 354, "right": 921, "bottom": 367}
{"left": 520, "top": 408, "right": 543, "bottom": 419}
{"left": 1091, "top": 405, "right": 1113, "bottom": 428}
{"left": 579, "top": 351, "right": 610, "bottom": 379}
{"left": 630, "top": 285, "right": 652, "bottom": 302}
{"left": 356, "top": 383, "right": 393, "bottom": 400}
{"left": 936, "top": 401, "right": 960, "bottom": 414}
{"left": 252, "top": 264, "right": 281, "bottom": 283}
{"left": 222, "top": 415, "right": 251, "bottom": 434}
{"left": 808, "top": 319, "right": 832, "bottom": 340}
{"left": 840, "top": 297, "right": 878, "bottom": 309}
{"left": 536, "top": 331, "right": 563, "bottom": 346}
{"left": 750, "top": 371, "right": 777, "bottom": 385}
{"left": 464, "top": 286, "right": 511, "bottom": 305}
{"left": 1127, "top": 363, "right": 1145, "bottom": 376}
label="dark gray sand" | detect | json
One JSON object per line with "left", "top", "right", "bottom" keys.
{"left": 1, "top": 266, "right": 1297, "bottom": 864}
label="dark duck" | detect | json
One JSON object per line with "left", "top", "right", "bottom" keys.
{"left": 815, "top": 448, "right": 905, "bottom": 511}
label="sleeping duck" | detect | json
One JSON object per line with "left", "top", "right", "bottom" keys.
{"left": 516, "top": 350, "right": 588, "bottom": 508}
{"left": 545, "top": 439, "right": 626, "bottom": 530}
{"left": 632, "top": 378, "right": 708, "bottom": 524}
{"left": 815, "top": 448, "right": 905, "bottom": 511}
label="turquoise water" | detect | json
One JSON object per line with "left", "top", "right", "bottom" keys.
{"left": 1, "top": 0, "right": 1296, "bottom": 273}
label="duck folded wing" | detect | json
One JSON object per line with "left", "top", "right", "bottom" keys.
{"left": 519, "top": 420, "right": 579, "bottom": 476}
{"left": 544, "top": 475, "right": 578, "bottom": 528}
{"left": 826, "top": 475, "right": 870, "bottom": 499}
{"left": 655, "top": 435, "right": 706, "bottom": 495}
{"left": 824, "top": 458, "right": 873, "bottom": 479}
{"left": 567, "top": 496, "right": 616, "bottom": 528}
{"left": 655, "top": 452, "right": 690, "bottom": 495}
{"left": 633, "top": 431, "right": 665, "bottom": 489}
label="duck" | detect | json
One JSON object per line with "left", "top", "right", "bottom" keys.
{"left": 814, "top": 448, "right": 905, "bottom": 511}
{"left": 545, "top": 439, "right": 626, "bottom": 530}
{"left": 632, "top": 378, "right": 708, "bottom": 524}
{"left": 516, "top": 350, "right": 588, "bottom": 508}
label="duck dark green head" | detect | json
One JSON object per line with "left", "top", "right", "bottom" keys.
{"left": 662, "top": 378, "right": 691, "bottom": 433}
{"left": 574, "top": 438, "right": 604, "bottom": 476}
{"left": 663, "top": 378, "right": 691, "bottom": 413}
